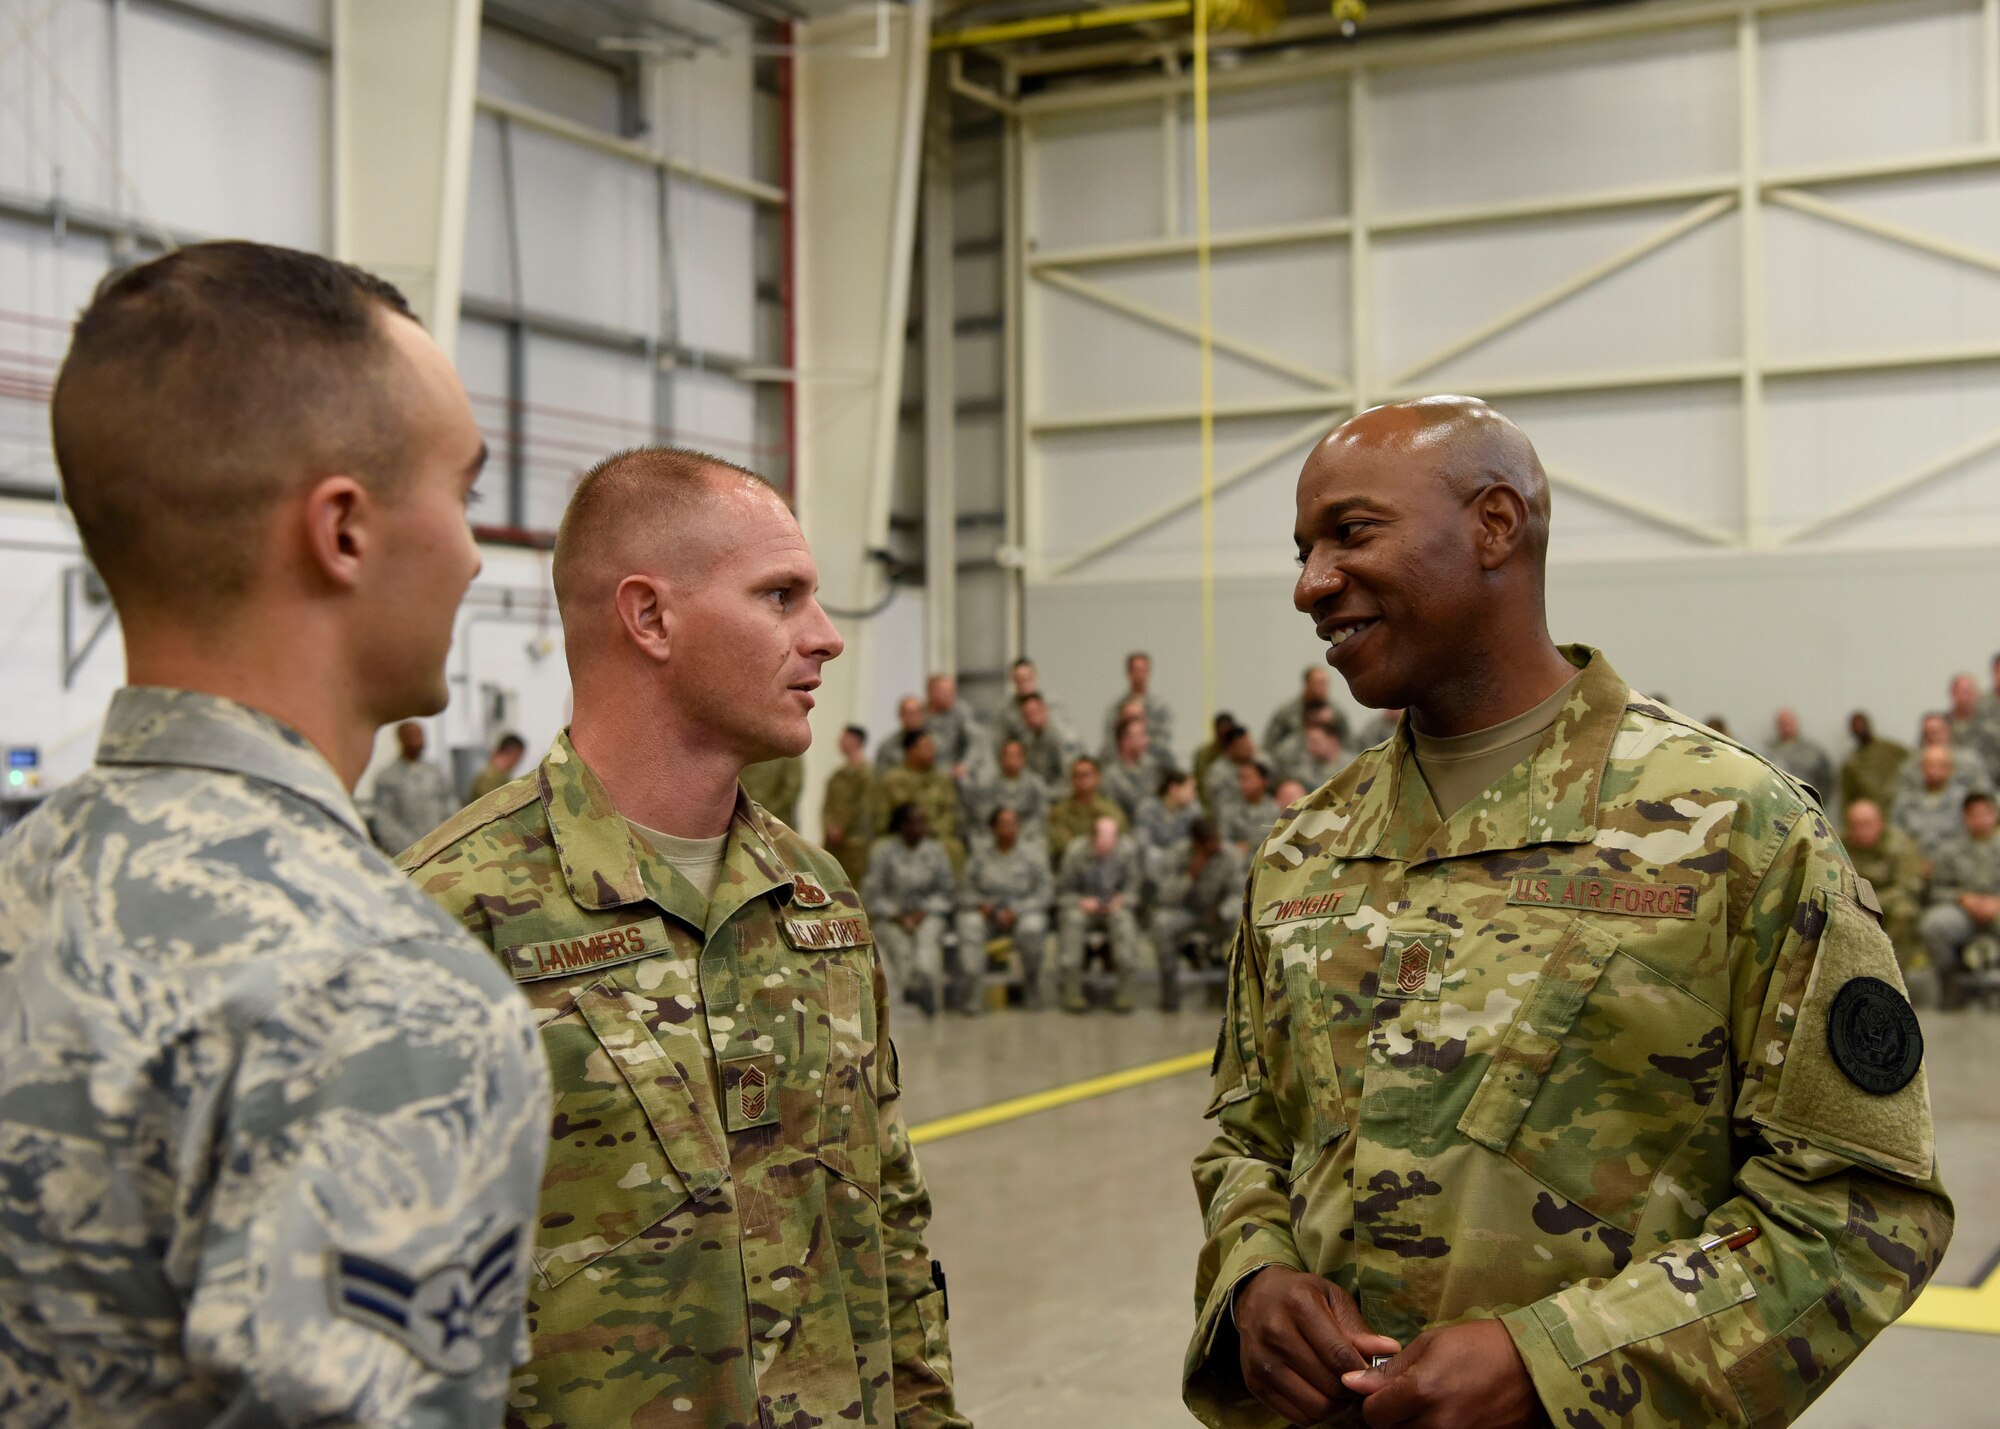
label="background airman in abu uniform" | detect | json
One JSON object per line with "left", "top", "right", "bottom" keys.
{"left": 402, "top": 448, "right": 964, "bottom": 1429}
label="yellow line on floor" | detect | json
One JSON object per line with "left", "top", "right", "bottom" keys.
{"left": 1899, "top": 1263, "right": 2000, "bottom": 1336}
{"left": 909, "top": 1049, "right": 1211, "bottom": 1146}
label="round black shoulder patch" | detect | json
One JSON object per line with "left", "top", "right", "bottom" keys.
{"left": 1826, "top": 976, "right": 1923, "bottom": 1095}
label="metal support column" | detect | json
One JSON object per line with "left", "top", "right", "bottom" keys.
{"left": 332, "top": 0, "right": 483, "bottom": 354}
{"left": 922, "top": 66, "right": 957, "bottom": 677}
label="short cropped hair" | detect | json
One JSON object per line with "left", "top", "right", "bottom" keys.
{"left": 51, "top": 241, "right": 417, "bottom": 611}
{"left": 844, "top": 723, "right": 868, "bottom": 742}
{"left": 552, "top": 445, "right": 767, "bottom": 619}
{"left": 1965, "top": 791, "right": 1995, "bottom": 814}
{"left": 495, "top": 732, "right": 526, "bottom": 755}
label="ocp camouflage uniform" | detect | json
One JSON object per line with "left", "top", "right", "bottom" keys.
{"left": 740, "top": 755, "right": 804, "bottom": 827}
{"left": 823, "top": 762, "right": 878, "bottom": 883}
{"left": 1047, "top": 792, "right": 1129, "bottom": 868}
{"left": 0, "top": 688, "right": 551, "bottom": 1426}
{"left": 956, "top": 842, "right": 1054, "bottom": 1012}
{"left": 1055, "top": 833, "right": 1144, "bottom": 1011}
{"left": 401, "top": 734, "right": 964, "bottom": 1429}
{"left": 1151, "top": 843, "right": 1247, "bottom": 1012}
{"left": 1188, "top": 648, "right": 1950, "bottom": 1429}
{"left": 1839, "top": 737, "right": 1908, "bottom": 814}
{"left": 1848, "top": 826, "right": 1926, "bottom": 972}
{"left": 875, "top": 764, "right": 964, "bottom": 852}
{"left": 863, "top": 835, "right": 960, "bottom": 1013}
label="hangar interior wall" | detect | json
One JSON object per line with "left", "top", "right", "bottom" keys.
{"left": 1013, "top": 0, "right": 2000, "bottom": 761}
{"left": 0, "top": 0, "right": 772, "bottom": 794}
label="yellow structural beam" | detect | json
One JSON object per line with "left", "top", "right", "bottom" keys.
{"left": 932, "top": 0, "right": 1191, "bottom": 49}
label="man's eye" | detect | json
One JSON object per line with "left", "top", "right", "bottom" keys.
{"left": 1335, "top": 520, "right": 1369, "bottom": 541}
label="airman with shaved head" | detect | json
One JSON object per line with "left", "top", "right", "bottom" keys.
{"left": 402, "top": 446, "right": 965, "bottom": 1428}
{"left": 1188, "top": 397, "right": 1949, "bottom": 1429}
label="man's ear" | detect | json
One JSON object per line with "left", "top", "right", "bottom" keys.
{"left": 614, "top": 573, "right": 674, "bottom": 662}
{"left": 300, "top": 475, "right": 369, "bottom": 590}
{"left": 1474, "top": 482, "right": 1531, "bottom": 572}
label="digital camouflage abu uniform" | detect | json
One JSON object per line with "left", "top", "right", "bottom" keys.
{"left": 0, "top": 688, "right": 551, "bottom": 1426}
{"left": 400, "top": 733, "right": 964, "bottom": 1429}
{"left": 956, "top": 840, "right": 1055, "bottom": 1011}
{"left": 1188, "top": 648, "right": 1951, "bottom": 1429}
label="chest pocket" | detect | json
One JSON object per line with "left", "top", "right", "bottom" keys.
{"left": 1457, "top": 918, "right": 1727, "bottom": 1232}
{"left": 1261, "top": 916, "right": 1352, "bottom": 1183}
{"left": 815, "top": 954, "right": 885, "bottom": 1200}
{"left": 530, "top": 969, "right": 728, "bottom": 1289}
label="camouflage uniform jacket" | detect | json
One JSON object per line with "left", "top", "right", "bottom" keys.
{"left": 401, "top": 735, "right": 964, "bottom": 1429}
{"left": 1047, "top": 794, "right": 1129, "bottom": 866}
{"left": 864, "top": 837, "right": 960, "bottom": 919}
{"left": 924, "top": 705, "right": 985, "bottom": 772}
{"left": 1016, "top": 725, "right": 1079, "bottom": 790}
{"left": 1103, "top": 692, "right": 1175, "bottom": 754}
{"left": 1102, "top": 751, "right": 1170, "bottom": 821}
{"left": 372, "top": 753, "right": 458, "bottom": 854}
{"left": 1138, "top": 798, "right": 1202, "bottom": 856}
{"left": 1157, "top": 845, "right": 1248, "bottom": 926}
{"left": 1894, "top": 782, "right": 1971, "bottom": 862}
{"left": 740, "top": 756, "right": 805, "bottom": 827}
{"left": 1056, "top": 835, "right": 1143, "bottom": 907}
{"left": 0, "top": 688, "right": 550, "bottom": 1426}
{"left": 1928, "top": 830, "right": 2000, "bottom": 903}
{"left": 963, "top": 770, "right": 1051, "bottom": 839}
{"left": 1219, "top": 794, "right": 1281, "bottom": 851}
{"left": 1838, "top": 739, "right": 1907, "bottom": 814}
{"left": 874, "top": 765, "right": 962, "bottom": 844}
{"left": 1766, "top": 737, "right": 1834, "bottom": 803}
{"left": 960, "top": 842, "right": 1054, "bottom": 916}
{"left": 1188, "top": 648, "right": 1951, "bottom": 1429}
{"left": 823, "top": 763, "right": 878, "bottom": 879}
{"left": 1847, "top": 830, "right": 1924, "bottom": 936}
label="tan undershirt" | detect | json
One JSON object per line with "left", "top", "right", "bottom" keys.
{"left": 1411, "top": 670, "right": 1584, "bottom": 821}
{"left": 629, "top": 821, "right": 731, "bottom": 906}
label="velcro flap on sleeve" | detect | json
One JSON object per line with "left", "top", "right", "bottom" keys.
{"left": 1763, "top": 891, "right": 1934, "bottom": 1180}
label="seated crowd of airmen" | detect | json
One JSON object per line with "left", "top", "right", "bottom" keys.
{"left": 1752, "top": 660, "right": 2000, "bottom": 1010}
{"left": 391, "top": 652, "right": 2000, "bottom": 1019}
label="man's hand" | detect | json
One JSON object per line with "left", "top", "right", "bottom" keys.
{"left": 825, "top": 822, "right": 846, "bottom": 844}
{"left": 1963, "top": 892, "right": 2000, "bottom": 925}
{"left": 1235, "top": 1267, "right": 1400, "bottom": 1427}
{"left": 1338, "top": 1320, "right": 1548, "bottom": 1429}
{"left": 899, "top": 910, "right": 925, "bottom": 931}
{"left": 1107, "top": 893, "right": 1127, "bottom": 913}
{"left": 993, "top": 906, "right": 1017, "bottom": 931}
{"left": 1080, "top": 896, "right": 1103, "bottom": 915}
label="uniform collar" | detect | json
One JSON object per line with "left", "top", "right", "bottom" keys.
{"left": 1296, "top": 645, "right": 1628, "bottom": 866}
{"left": 540, "top": 730, "right": 795, "bottom": 934}
{"left": 95, "top": 686, "right": 367, "bottom": 840}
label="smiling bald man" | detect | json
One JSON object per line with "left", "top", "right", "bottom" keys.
{"left": 1186, "top": 397, "right": 1951, "bottom": 1429}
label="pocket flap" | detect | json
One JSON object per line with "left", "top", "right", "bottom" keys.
{"left": 576, "top": 983, "right": 729, "bottom": 1201}
{"left": 1457, "top": 918, "right": 1618, "bottom": 1152}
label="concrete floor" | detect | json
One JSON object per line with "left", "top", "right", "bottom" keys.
{"left": 896, "top": 1005, "right": 2000, "bottom": 1428}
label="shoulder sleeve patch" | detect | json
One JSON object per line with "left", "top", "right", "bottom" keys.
{"left": 1764, "top": 892, "right": 1933, "bottom": 1178}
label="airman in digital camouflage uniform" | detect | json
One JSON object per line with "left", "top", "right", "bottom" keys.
{"left": 1056, "top": 815, "right": 1145, "bottom": 1012}
{"left": 0, "top": 242, "right": 550, "bottom": 1425}
{"left": 956, "top": 805, "right": 1055, "bottom": 1011}
{"left": 403, "top": 448, "right": 964, "bottom": 1429}
{"left": 1190, "top": 397, "right": 1949, "bottom": 1429}
{"left": 864, "top": 803, "right": 961, "bottom": 1015}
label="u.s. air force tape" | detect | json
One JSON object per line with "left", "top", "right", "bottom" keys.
{"left": 1826, "top": 975, "right": 1923, "bottom": 1096}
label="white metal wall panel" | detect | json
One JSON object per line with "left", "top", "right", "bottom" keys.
{"left": 1761, "top": 0, "right": 1983, "bottom": 169}
{"left": 1033, "top": 107, "right": 1167, "bottom": 250}
{"left": 521, "top": 334, "right": 653, "bottom": 531}
{"left": 509, "top": 127, "right": 659, "bottom": 332}
{"left": 201, "top": 0, "right": 329, "bottom": 41}
{"left": 667, "top": 367, "right": 760, "bottom": 467}
{"left": 664, "top": 176, "right": 754, "bottom": 358}
{"left": 478, "top": 26, "right": 623, "bottom": 134}
{"left": 0, "top": 0, "right": 115, "bottom": 213}
{"left": 454, "top": 315, "right": 513, "bottom": 512}
{"left": 0, "top": 222, "right": 110, "bottom": 494}
{"left": 1369, "top": 30, "right": 1738, "bottom": 211}
{"left": 121, "top": 5, "right": 327, "bottom": 248}
{"left": 462, "top": 111, "right": 516, "bottom": 306}
{"left": 1175, "top": 80, "right": 1348, "bottom": 232}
